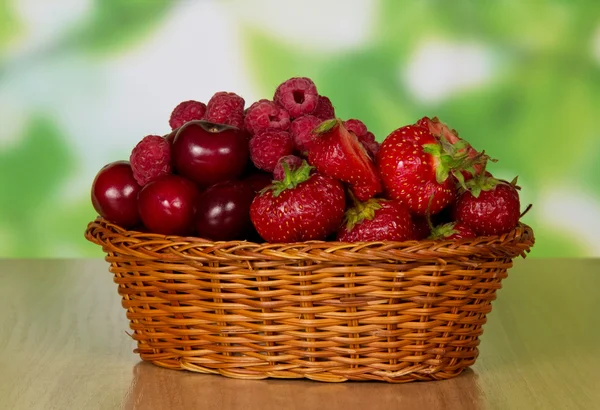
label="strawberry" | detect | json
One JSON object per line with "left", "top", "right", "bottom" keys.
{"left": 453, "top": 175, "right": 521, "bottom": 236}
{"left": 416, "top": 116, "right": 462, "bottom": 145}
{"left": 416, "top": 116, "right": 493, "bottom": 178}
{"left": 377, "top": 125, "right": 481, "bottom": 216}
{"left": 429, "top": 221, "right": 477, "bottom": 240}
{"left": 250, "top": 161, "right": 345, "bottom": 243}
{"left": 308, "top": 119, "right": 382, "bottom": 201}
{"left": 337, "top": 196, "right": 415, "bottom": 242}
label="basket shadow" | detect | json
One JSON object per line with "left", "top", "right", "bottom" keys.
{"left": 122, "top": 361, "right": 485, "bottom": 410}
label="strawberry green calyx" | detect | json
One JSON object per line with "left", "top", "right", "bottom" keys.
{"left": 265, "top": 160, "right": 314, "bottom": 197}
{"left": 313, "top": 117, "right": 339, "bottom": 135}
{"left": 422, "top": 138, "right": 492, "bottom": 188}
{"left": 429, "top": 222, "right": 459, "bottom": 240}
{"left": 462, "top": 171, "right": 504, "bottom": 198}
{"left": 343, "top": 191, "right": 383, "bottom": 230}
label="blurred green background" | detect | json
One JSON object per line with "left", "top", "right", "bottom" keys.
{"left": 0, "top": 0, "right": 598, "bottom": 258}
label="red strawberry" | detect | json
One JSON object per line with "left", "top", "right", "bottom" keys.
{"left": 416, "top": 116, "right": 462, "bottom": 145}
{"left": 453, "top": 175, "right": 521, "bottom": 236}
{"left": 308, "top": 119, "right": 382, "bottom": 201}
{"left": 250, "top": 161, "right": 345, "bottom": 242}
{"left": 429, "top": 221, "right": 477, "bottom": 240}
{"left": 416, "top": 116, "right": 492, "bottom": 178}
{"left": 377, "top": 125, "right": 484, "bottom": 216}
{"left": 337, "top": 196, "right": 415, "bottom": 242}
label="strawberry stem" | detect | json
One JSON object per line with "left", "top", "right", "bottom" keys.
{"left": 520, "top": 203, "right": 533, "bottom": 219}
{"left": 346, "top": 188, "right": 362, "bottom": 209}
{"left": 264, "top": 160, "right": 314, "bottom": 197}
{"left": 425, "top": 195, "right": 436, "bottom": 232}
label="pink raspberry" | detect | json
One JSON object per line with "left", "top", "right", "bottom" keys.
{"left": 289, "top": 115, "right": 321, "bottom": 154}
{"left": 312, "top": 95, "right": 336, "bottom": 120}
{"left": 343, "top": 119, "right": 368, "bottom": 138}
{"left": 359, "top": 131, "right": 380, "bottom": 158}
{"left": 249, "top": 130, "right": 294, "bottom": 172}
{"left": 273, "top": 77, "right": 319, "bottom": 119}
{"left": 343, "top": 120, "right": 379, "bottom": 158}
{"left": 361, "top": 130, "right": 375, "bottom": 143}
{"left": 273, "top": 155, "right": 303, "bottom": 180}
{"left": 169, "top": 100, "right": 206, "bottom": 130}
{"left": 130, "top": 135, "right": 172, "bottom": 186}
{"left": 244, "top": 99, "right": 291, "bottom": 135}
{"left": 361, "top": 139, "right": 380, "bottom": 159}
{"left": 205, "top": 91, "right": 245, "bottom": 128}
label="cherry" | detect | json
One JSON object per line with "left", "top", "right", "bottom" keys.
{"left": 91, "top": 161, "right": 141, "bottom": 228}
{"left": 195, "top": 181, "right": 256, "bottom": 241}
{"left": 172, "top": 120, "right": 250, "bottom": 188}
{"left": 138, "top": 174, "right": 199, "bottom": 236}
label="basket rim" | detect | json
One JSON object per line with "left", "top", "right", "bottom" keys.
{"left": 85, "top": 217, "right": 535, "bottom": 262}
{"left": 86, "top": 216, "right": 532, "bottom": 245}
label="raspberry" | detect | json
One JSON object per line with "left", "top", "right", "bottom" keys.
{"left": 361, "top": 138, "right": 380, "bottom": 159}
{"left": 361, "top": 130, "right": 375, "bottom": 143}
{"left": 244, "top": 99, "right": 291, "bottom": 135}
{"left": 169, "top": 100, "right": 206, "bottom": 130}
{"left": 357, "top": 131, "right": 379, "bottom": 158}
{"left": 249, "top": 130, "right": 294, "bottom": 172}
{"left": 290, "top": 115, "right": 321, "bottom": 154}
{"left": 273, "top": 77, "right": 319, "bottom": 119}
{"left": 130, "top": 135, "right": 172, "bottom": 186}
{"left": 312, "top": 95, "right": 336, "bottom": 120}
{"left": 343, "top": 119, "right": 368, "bottom": 138}
{"left": 273, "top": 155, "right": 303, "bottom": 180}
{"left": 343, "top": 120, "right": 378, "bottom": 158}
{"left": 205, "top": 91, "right": 245, "bottom": 128}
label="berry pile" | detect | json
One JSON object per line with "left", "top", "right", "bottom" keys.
{"left": 91, "top": 77, "right": 529, "bottom": 243}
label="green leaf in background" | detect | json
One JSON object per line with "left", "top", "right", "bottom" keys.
{"left": 0, "top": 116, "right": 73, "bottom": 256}
{"left": 43, "top": 197, "right": 102, "bottom": 258}
{"left": 243, "top": 26, "right": 318, "bottom": 96}
{"left": 0, "top": 114, "right": 105, "bottom": 257}
{"left": 71, "top": 0, "right": 173, "bottom": 54}
{"left": 0, "top": 0, "right": 21, "bottom": 51}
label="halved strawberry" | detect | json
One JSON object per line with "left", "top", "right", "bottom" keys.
{"left": 308, "top": 119, "right": 382, "bottom": 201}
{"left": 377, "top": 125, "right": 485, "bottom": 215}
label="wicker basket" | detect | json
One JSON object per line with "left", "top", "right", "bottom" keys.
{"left": 85, "top": 217, "right": 534, "bottom": 383}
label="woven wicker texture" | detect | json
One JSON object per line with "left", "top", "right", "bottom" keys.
{"left": 85, "top": 217, "right": 534, "bottom": 383}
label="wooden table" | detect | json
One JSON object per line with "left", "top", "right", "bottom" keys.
{"left": 0, "top": 259, "right": 598, "bottom": 410}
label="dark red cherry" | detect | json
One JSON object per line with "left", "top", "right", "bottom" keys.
{"left": 91, "top": 161, "right": 141, "bottom": 228}
{"left": 172, "top": 120, "right": 250, "bottom": 188}
{"left": 195, "top": 180, "right": 255, "bottom": 241}
{"left": 138, "top": 174, "right": 199, "bottom": 236}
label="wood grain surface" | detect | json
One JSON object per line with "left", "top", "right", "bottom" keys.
{"left": 0, "top": 258, "right": 598, "bottom": 410}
